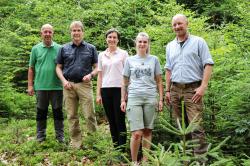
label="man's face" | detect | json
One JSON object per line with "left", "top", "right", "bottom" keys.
{"left": 41, "top": 27, "right": 53, "bottom": 44}
{"left": 172, "top": 16, "right": 188, "bottom": 37}
{"left": 71, "top": 25, "right": 83, "bottom": 43}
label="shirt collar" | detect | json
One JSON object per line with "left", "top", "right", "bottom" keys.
{"left": 42, "top": 41, "right": 54, "bottom": 48}
{"left": 175, "top": 33, "right": 190, "bottom": 44}
{"left": 104, "top": 47, "right": 120, "bottom": 58}
{"left": 70, "top": 40, "right": 85, "bottom": 47}
{"left": 135, "top": 54, "right": 149, "bottom": 58}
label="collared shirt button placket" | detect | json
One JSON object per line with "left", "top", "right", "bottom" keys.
{"left": 180, "top": 45, "right": 184, "bottom": 84}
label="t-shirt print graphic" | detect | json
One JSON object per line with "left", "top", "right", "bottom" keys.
{"left": 134, "top": 65, "right": 152, "bottom": 78}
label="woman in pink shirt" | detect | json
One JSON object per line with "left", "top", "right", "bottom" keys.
{"left": 96, "top": 28, "right": 128, "bottom": 153}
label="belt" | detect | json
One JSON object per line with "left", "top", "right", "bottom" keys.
{"left": 172, "top": 81, "right": 201, "bottom": 88}
{"left": 67, "top": 79, "right": 82, "bottom": 83}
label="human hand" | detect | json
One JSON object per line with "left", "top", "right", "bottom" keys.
{"left": 27, "top": 85, "right": 34, "bottom": 96}
{"left": 82, "top": 74, "right": 92, "bottom": 82}
{"left": 63, "top": 80, "right": 72, "bottom": 90}
{"left": 96, "top": 95, "right": 102, "bottom": 105}
{"left": 165, "top": 92, "right": 171, "bottom": 106}
{"left": 158, "top": 100, "right": 163, "bottom": 112}
{"left": 192, "top": 85, "right": 206, "bottom": 103}
{"left": 120, "top": 101, "right": 126, "bottom": 112}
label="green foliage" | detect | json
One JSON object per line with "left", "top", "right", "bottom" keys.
{"left": 0, "top": 119, "right": 126, "bottom": 165}
{"left": 0, "top": 0, "right": 249, "bottom": 164}
{"left": 145, "top": 102, "right": 232, "bottom": 166}
{"left": 0, "top": 84, "right": 35, "bottom": 119}
{"left": 176, "top": 0, "right": 249, "bottom": 25}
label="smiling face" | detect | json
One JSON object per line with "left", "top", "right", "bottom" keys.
{"left": 106, "top": 32, "right": 119, "bottom": 48}
{"left": 41, "top": 26, "right": 53, "bottom": 46}
{"left": 172, "top": 14, "right": 188, "bottom": 39}
{"left": 71, "top": 25, "right": 84, "bottom": 45}
{"left": 136, "top": 35, "right": 149, "bottom": 56}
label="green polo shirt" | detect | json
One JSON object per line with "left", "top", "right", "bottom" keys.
{"left": 29, "top": 42, "right": 62, "bottom": 90}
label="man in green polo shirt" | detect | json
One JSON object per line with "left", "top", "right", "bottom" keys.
{"left": 27, "top": 24, "right": 64, "bottom": 143}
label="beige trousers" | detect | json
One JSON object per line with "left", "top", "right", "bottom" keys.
{"left": 63, "top": 81, "right": 97, "bottom": 148}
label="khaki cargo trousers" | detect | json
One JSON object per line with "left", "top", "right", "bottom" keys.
{"left": 63, "top": 81, "right": 97, "bottom": 148}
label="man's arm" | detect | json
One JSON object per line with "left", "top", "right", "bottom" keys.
{"left": 120, "top": 76, "right": 129, "bottom": 112}
{"left": 91, "top": 63, "right": 98, "bottom": 77}
{"left": 27, "top": 67, "right": 35, "bottom": 96}
{"left": 56, "top": 64, "right": 72, "bottom": 89}
{"left": 165, "top": 69, "right": 171, "bottom": 105}
{"left": 83, "top": 63, "right": 98, "bottom": 81}
{"left": 192, "top": 64, "right": 213, "bottom": 103}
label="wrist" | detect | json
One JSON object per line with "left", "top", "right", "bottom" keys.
{"left": 201, "top": 84, "right": 208, "bottom": 89}
{"left": 90, "top": 73, "right": 95, "bottom": 78}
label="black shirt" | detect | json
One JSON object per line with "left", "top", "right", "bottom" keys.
{"left": 56, "top": 41, "right": 98, "bottom": 81}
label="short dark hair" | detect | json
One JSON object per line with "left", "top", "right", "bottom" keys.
{"left": 105, "top": 28, "right": 120, "bottom": 40}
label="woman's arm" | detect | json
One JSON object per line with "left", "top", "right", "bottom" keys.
{"left": 96, "top": 71, "right": 103, "bottom": 104}
{"left": 155, "top": 74, "right": 163, "bottom": 111}
{"left": 120, "top": 76, "right": 129, "bottom": 112}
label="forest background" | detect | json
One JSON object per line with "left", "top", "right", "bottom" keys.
{"left": 0, "top": 0, "right": 249, "bottom": 165}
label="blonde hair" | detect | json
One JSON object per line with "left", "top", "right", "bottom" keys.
{"left": 70, "top": 21, "right": 84, "bottom": 31}
{"left": 135, "top": 32, "right": 150, "bottom": 54}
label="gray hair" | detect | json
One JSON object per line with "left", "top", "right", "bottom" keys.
{"left": 41, "top": 24, "right": 53, "bottom": 32}
{"left": 70, "top": 21, "right": 84, "bottom": 31}
{"left": 172, "top": 14, "right": 188, "bottom": 24}
{"left": 135, "top": 32, "right": 150, "bottom": 54}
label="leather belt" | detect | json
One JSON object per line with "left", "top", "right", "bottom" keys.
{"left": 172, "top": 81, "right": 201, "bottom": 88}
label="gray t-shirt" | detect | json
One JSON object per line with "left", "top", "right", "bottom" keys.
{"left": 123, "top": 54, "right": 162, "bottom": 98}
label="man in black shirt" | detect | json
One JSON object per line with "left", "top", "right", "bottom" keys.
{"left": 56, "top": 21, "right": 98, "bottom": 149}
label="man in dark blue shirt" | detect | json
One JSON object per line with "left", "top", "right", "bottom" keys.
{"left": 56, "top": 21, "right": 98, "bottom": 149}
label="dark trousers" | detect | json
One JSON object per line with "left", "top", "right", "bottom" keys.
{"left": 36, "top": 90, "right": 63, "bottom": 121}
{"left": 101, "top": 88, "right": 127, "bottom": 152}
{"left": 36, "top": 90, "right": 64, "bottom": 141}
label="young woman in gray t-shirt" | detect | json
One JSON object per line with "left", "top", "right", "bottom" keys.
{"left": 121, "top": 32, "right": 163, "bottom": 164}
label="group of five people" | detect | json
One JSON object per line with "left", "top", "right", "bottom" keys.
{"left": 27, "top": 14, "right": 214, "bottom": 164}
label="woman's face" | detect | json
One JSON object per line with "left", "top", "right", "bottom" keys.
{"left": 136, "top": 36, "right": 149, "bottom": 54}
{"left": 106, "top": 32, "right": 119, "bottom": 47}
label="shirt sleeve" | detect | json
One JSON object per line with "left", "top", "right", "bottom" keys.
{"left": 29, "top": 47, "right": 36, "bottom": 67}
{"left": 97, "top": 52, "right": 102, "bottom": 71}
{"left": 122, "top": 58, "right": 130, "bottom": 77}
{"left": 92, "top": 46, "right": 98, "bottom": 64}
{"left": 56, "top": 47, "right": 64, "bottom": 64}
{"left": 164, "top": 44, "right": 172, "bottom": 70}
{"left": 199, "top": 38, "right": 214, "bottom": 67}
{"left": 123, "top": 51, "right": 129, "bottom": 65}
{"left": 154, "top": 56, "right": 162, "bottom": 75}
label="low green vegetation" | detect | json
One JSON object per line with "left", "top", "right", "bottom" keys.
{"left": 0, "top": 0, "right": 249, "bottom": 165}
